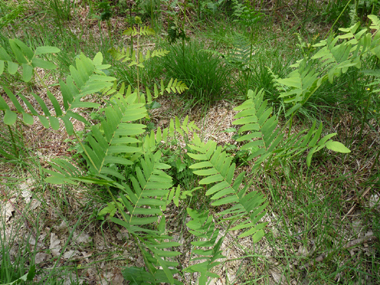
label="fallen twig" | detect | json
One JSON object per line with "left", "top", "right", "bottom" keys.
{"left": 300, "top": 233, "right": 378, "bottom": 270}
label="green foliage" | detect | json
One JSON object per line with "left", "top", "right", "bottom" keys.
{"left": 39, "top": 0, "right": 73, "bottom": 22}
{"left": 184, "top": 208, "right": 226, "bottom": 283}
{"left": 0, "top": 12, "right": 363, "bottom": 283}
{"left": 108, "top": 22, "right": 188, "bottom": 103}
{"left": 0, "top": 216, "right": 36, "bottom": 284}
{"left": 98, "top": 1, "right": 113, "bottom": 21}
{"left": 188, "top": 135, "right": 268, "bottom": 241}
{"left": 0, "top": 1, "right": 26, "bottom": 30}
{"left": 0, "top": 38, "right": 114, "bottom": 130}
{"left": 270, "top": 15, "right": 380, "bottom": 133}
{"left": 167, "top": 19, "right": 189, "bottom": 44}
{"left": 162, "top": 41, "right": 232, "bottom": 107}
{"left": 233, "top": 89, "right": 350, "bottom": 169}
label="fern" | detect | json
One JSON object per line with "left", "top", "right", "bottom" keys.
{"left": 233, "top": 89, "right": 350, "bottom": 169}
{"left": 271, "top": 15, "right": 380, "bottom": 119}
{"left": 111, "top": 152, "right": 183, "bottom": 284}
{"left": 108, "top": 23, "right": 188, "bottom": 103}
{"left": 184, "top": 208, "right": 226, "bottom": 284}
{"left": 0, "top": 39, "right": 115, "bottom": 133}
{"left": 45, "top": 95, "right": 147, "bottom": 184}
{"left": 188, "top": 134, "right": 268, "bottom": 241}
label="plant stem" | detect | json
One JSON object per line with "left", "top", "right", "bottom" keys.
{"left": 7, "top": 124, "right": 19, "bottom": 159}
{"left": 359, "top": 87, "right": 373, "bottom": 139}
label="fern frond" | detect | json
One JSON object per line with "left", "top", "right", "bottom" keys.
{"left": 122, "top": 220, "right": 182, "bottom": 284}
{"left": 188, "top": 134, "right": 268, "bottom": 241}
{"left": 123, "top": 26, "right": 155, "bottom": 37}
{"left": 108, "top": 46, "right": 134, "bottom": 63}
{"left": 233, "top": 89, "right": 350, "bottom": 169}
{"left": 0, "top": 38, "right": 59, "bottom": 80}
{"left": 184, "top": 208, "right": 226, "bottom": 284}
{"left": 0, "top": 42, "right": 115, "bottom": 133}
{"left": 274, "top": 60, "right": 323, "bottom": 116}
{"left": 233, "top": 89, "right": 283, "bottom": 168}
{"left": 45, "top": 99, "right": 147, "bottom": 184}
{"left": 143, "top": 115, "right": 199, "bottom": 153}
{"left": 109, "top": 151, "right": 172, "bottom": 233}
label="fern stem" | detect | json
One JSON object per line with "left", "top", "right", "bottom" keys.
{"left": 73, "top": 130, "right": 98, "bottom": 172}
{"left": 326, "top": 0, "right": 353, "bottom": 38}
{"left": 136, "top": 31, "right": 140, "bottom": 103}
{"left": 105, "top": 185, "right": 156, "bottom": 278}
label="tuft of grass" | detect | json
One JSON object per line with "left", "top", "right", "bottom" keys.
{"left": 162, "top": 40, "right": 232, "bottom": 109}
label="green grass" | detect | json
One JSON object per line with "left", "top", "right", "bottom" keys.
{"left": 0, "top": 0, "right": 379, "bottom": 283}
{"left": 161, "top": 40, "right": 233, "bottom": 109}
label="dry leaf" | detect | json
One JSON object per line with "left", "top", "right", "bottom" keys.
{"left": 270, "top": 268, "right": 285, "bottom": 284}
{"left": 297, "top": 245, "right": 309, "bottom": 257}
{"left": 3, "top": 201, "right": 14, "bottom": 222}
{"left": 369, "top": 194, "right": 379, "bottom": 209}
{"left": 50, "top": 233, "right": 61, "bottom": 256}
{"left": 55, "top": 220, "right": 69, "bottom": 231}
{"left": 63, "top": 250, "right": 79, "bottom": 259}
{"left": 35, "top": 252, "right": 48, "bottom": 264}
{"left": 21, "top": 189, "right": 32, "bottom": 203}
{"left": 111, "top": 273, "right": 124, "bottom": 285}
{"left": 30, "top": 199, "right": 41, "bottom": 210}
{"left": 73, "top": 232, "right": 91, "bottom": 244}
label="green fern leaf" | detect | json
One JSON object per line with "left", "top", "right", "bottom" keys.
{"left": 188, "top": 134, "right": 268, "bottom": 240}
{"left": 184, "top": 208, "right": 226, "bottom": 285}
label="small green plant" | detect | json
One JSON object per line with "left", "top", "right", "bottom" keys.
{"left": 162, "top": 40, "right": 232, "bottom": 108}
{"left": 108, "top": 17, "right": 188, "bottom": 104}
{"left": 48, "top": 0, "right": 73, "bottom": 22}
{"left": 270, "top": 15, "right": 380, "bottom": 136}
{"left": 0, "top": 212, "right": 36, "bottom": 284}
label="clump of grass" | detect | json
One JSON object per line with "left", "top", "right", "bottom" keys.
{"left": 162, "top": 40, "right": 232, "bottom": 108}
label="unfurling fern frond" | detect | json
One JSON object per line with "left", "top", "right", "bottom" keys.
{"left": 184, "top": 208, "right": 226, "bottom": 284}
{"left": 188, "top": 134, "right": 268, "bottom": 241}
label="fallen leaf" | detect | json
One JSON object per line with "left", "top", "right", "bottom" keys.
{"left": 82, "top": 251, "right": 92, "bottom": 262}
{"left": 369, "top": 194, "right": 379, "bottom": 208}
{"left": 21, "top": 189, "right": 32, "bottom": 203}
{"left": 55, "top": 220, "right": 69, "bottom": 231}
{"left": 63, "top": 250, "right": 79, "bottom": 259}
{"left": 270, "top": 268, "right": 285, "bottom": 284}
{"left": 297, "top": 245, "right": 309, "bottom": 257}
{"left": 30, "top": 200, "right": 41, "bottom": 210}
{"left": 3, "top": 201, "right": 14, "bottom": 222}
{"left": 35, "top": 252, "right": 48, "bottom": 264}
{"left": 112, "top": 273, "right": 124, "bottom": 285}
{"left": 50, "top": 233, "right": 61, "bottom": 256}
{"left": 73, "top": 232, "right": 91, "bottom": 244}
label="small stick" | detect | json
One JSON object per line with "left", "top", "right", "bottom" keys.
{"left": 300, "top": 233, "right": 378, "bottom": 270}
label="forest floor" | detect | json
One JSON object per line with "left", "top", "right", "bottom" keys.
{"left": 1, "top": 0, "right": 380, "bottom": 284}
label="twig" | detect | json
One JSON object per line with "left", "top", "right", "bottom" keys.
{"left": 300, "top": 233, "right": 378, "bottom": 270}
{"left": 341, "top": 187, "right": 372, "bottom": 221}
